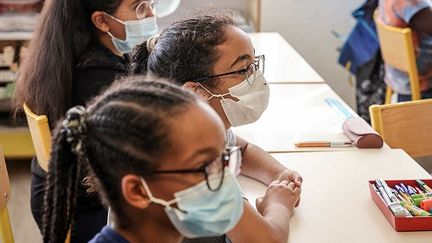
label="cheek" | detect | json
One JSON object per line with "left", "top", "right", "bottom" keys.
{"left": 108, "top": 21, "right": 126, "bottom": 40}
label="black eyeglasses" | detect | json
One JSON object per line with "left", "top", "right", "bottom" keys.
{"left": 195, "top": 55, "right": 265, "bottom": 85}
{"left": 148, "top": 146, "right": 241, "bottom": 191}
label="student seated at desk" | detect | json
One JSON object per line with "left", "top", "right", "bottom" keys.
{"left": 379, "top": 0, "right": 432, "bottom": 101}
{"left": 42, "top": 78, "right": 245, "bottom": 243}
{"left": 129, "top": 14, "right": 302, "bottom": 243}
{"left": 14, "top": 0, "right": 158, "bottom": 241}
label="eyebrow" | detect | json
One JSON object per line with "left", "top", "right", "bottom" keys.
{"left": 230, "top": 54, "right": 253, "bottom": 68}
{"left": 182, "top": 144, "right": 225, "bottom": 167}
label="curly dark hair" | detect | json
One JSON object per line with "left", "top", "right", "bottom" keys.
{"left": 128, "top": 14, "right": 236, "bottom": 86}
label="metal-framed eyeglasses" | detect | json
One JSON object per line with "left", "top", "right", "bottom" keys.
{"left": 195, "top": 55, "right": 265, "bottom": 86}
{"left": 135, "top": 0, "right": 157, "bottom": 19}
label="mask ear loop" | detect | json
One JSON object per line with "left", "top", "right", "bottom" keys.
{"left": 104, "top": 12, "right": 126, "bottom": 40}
{"left": 104, "top": 12, "right": 126, "bottom": 25}
{"left": 197, "top": 82, "right": 230, "bottom": 101}
{"left": 140, "top": 178, "right": 178, "bottom": 207}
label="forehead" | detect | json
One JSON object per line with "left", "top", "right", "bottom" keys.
{"left": 214, "top": 25, "right": 255, "bottom": 69}
{"left": 163, "top": 101, "right": 226, "bottom": 165}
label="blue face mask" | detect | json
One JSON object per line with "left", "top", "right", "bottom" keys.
{"left": 141, "top": 168, "right": 244, "bottom": 238}
{"left": 106, "top": 14, "right": 158, "bottom": 54}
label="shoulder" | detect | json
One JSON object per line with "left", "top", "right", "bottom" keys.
{"left": 76, "top": 42, "right": 127, "bottom": 72}
{"left": 388, "top": 0, "right": 431, "bottom": 23}
{"left": 89, "top": 226, "right": 129, "bottom": 243}
{"left": 72, "top": 43, "right": 127, "bottom": 105}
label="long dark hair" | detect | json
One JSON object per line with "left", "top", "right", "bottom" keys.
{"left": 128, "top": 14, "right": 235, "bottom": 86}
{"left": 42, "top": 76, "right": 197, "bottom": 242}
{"left": 13, "top": 0, "right": 121, "bottom": 123}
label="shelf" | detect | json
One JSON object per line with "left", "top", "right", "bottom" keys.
{"left": 0, "top": 31, "right": 32, "bottom": 41}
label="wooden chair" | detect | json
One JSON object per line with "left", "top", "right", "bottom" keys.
{"left": 369, "top": 99, "right": 432, "bottom": 158}
{"left": 374, "top": 12, "right": 421, "bottom": 104}
{"left": 23, "top": 104, "right": 73, "bottom": 243}
{"left": 23, "top": 103, "right": 51, "bottom": 171}
{"left": 0, "top": 144, "right": 14, "bottom": 243}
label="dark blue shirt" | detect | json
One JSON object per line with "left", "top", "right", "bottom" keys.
{"left": 89, "top": 226, "right": 129, "bottom": 243}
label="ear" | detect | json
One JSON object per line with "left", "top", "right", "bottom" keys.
{"left": 91, "top": 11, "right": 110, "bottom": 33}
{"left": 121, "top": 174, "right": 151, "bottom": 209}
{"left": 183, "top": 81, "right": 211, "bottom": 100}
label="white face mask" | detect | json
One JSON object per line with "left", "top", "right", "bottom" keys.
{"left": 106, "top": 14, "right": 158, "bottom": 54}
{"left": 199, "top": 71, "right": 270, "bottom": 127}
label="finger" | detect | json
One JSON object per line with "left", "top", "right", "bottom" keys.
{"left": 280, "top": 180, "right": 290, "bottom": 186}
{"left": 287, "top": 182, "right": 295, "bottom": 190}
{"left": 270, "top": 180, "right": 281, "bottom": 186}
{"left": 256, "top": 197, "right": 263, "bottom": 213}
{"left": 295, "top": 197, "right": 301, "bottom": 207}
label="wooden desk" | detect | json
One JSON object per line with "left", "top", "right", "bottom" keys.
{"left": 249, "top": 32, "right": 324, "bottom": 83}
{"left": 232, "top": 83, "right": 361, "bottom": 152}
{"left": 238, "top": 149, "right": 432, "bottom": 243}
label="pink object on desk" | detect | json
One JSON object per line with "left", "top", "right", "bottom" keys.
{"left": 342, "top": 117, "right": 383, "bottom": 148}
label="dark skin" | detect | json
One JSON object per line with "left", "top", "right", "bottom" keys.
{"left": 115, "top": 101, "right": 227, "bottom": 243}
{"left": 409, "top": 7, "right": 432, "bottom": 35}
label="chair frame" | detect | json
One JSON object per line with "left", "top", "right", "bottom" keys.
{"left": 370, "top": 99, "right": 432, "bottom": 158}
{"left": 23, "top": 103, "right": 51, "bottom": 171}
{"left": 374, "top": 12, "right": 421, "bottom": 103}
{"left": 0, "top": 144, "right": 14, "bottom": 243}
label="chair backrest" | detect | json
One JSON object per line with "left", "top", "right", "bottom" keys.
{"left": 23, "top": 103, "right": 51, "bottom": 171}
{"left": 374, "top": 12, "right": 421, "bottom": 100}
{"left": 0, "top": 144, "right": 14, "bottom": 243}
{"left": 369, "top": 98, "right": 432, "bottom": 158}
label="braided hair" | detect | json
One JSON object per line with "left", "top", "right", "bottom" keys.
{"left": 42, "top": 76, "right": 197, "bottom": 243}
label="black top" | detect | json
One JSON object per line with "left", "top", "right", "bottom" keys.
{"left": 30, "top": 41, "right": 127, "bottom": 242}
{"left": 72, "top": 41, "right": 127, "bottom": 106}
{"left": 89, "top": 226, "right": 129, "bottom": 243}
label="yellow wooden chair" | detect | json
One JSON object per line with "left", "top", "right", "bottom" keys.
{"left": 23, "top": 103, "right": 51, "bottom": 171}
{"left": 0, "top": 144, "right": 14, "bottom": 243}
{"left": 369, "top": 99, "right": 432, "bottom": 158}
{"left": 23, "top": 104, "right": 72, "bottom": 243}
{"left": 374, "top": 12, "right": 421, "bottom": 104}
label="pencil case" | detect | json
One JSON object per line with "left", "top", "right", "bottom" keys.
{"left": 342, "top": 117, "right": 383, "bottom": 148}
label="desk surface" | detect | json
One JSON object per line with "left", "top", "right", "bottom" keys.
{"left": 249, "top": 32, "right": 324, "bottom": 83}
{"left": 232, "top": 83, "right": 360, "bottom": 152}
{"left": 238, "top": 149, "right": 432, "bottom": 243}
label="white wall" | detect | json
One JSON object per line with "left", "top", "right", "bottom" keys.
{"left": 261, "top": 0, "right": 364, "bottom": 109}
{"left": 158, "top": 0, "right": 362, "bottom": 109}
{"left": 158, "top": 0, "right": 250, "bottom": 28}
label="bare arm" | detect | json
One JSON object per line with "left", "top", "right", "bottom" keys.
{"left": 228, "top": 181, "right": 301, "bottom": 243}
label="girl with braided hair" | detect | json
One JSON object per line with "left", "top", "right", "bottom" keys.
{"left": 129, "top": 14, "right": 303, "bottom": 243}
{"left": 42, "top": 77, "right": 244, "bottom": 243}
{"left": 14, "top": 0, "right": 159, "bottom": 241}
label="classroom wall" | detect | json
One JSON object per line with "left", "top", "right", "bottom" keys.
{"left": 158, "top": 0, "right": 362, "bottom": 109}
{"left": 158, "top": 0, "right": 250, "bottom": 28}
{"left": 261, "top": 0, "right": 364, "bottom": 109}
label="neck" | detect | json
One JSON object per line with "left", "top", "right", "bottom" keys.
{"left": 114, "top": 216, "right": 183, "bottom": 243}
{"left": 98, "top": 32, "right": 123, "bottom": 57}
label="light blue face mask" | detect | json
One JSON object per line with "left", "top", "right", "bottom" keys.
{"left": 141, "top": 168, "right": 244, "bottom": 238}
{"left": 106, "top": 14, "right": 158, "bottom": 54}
